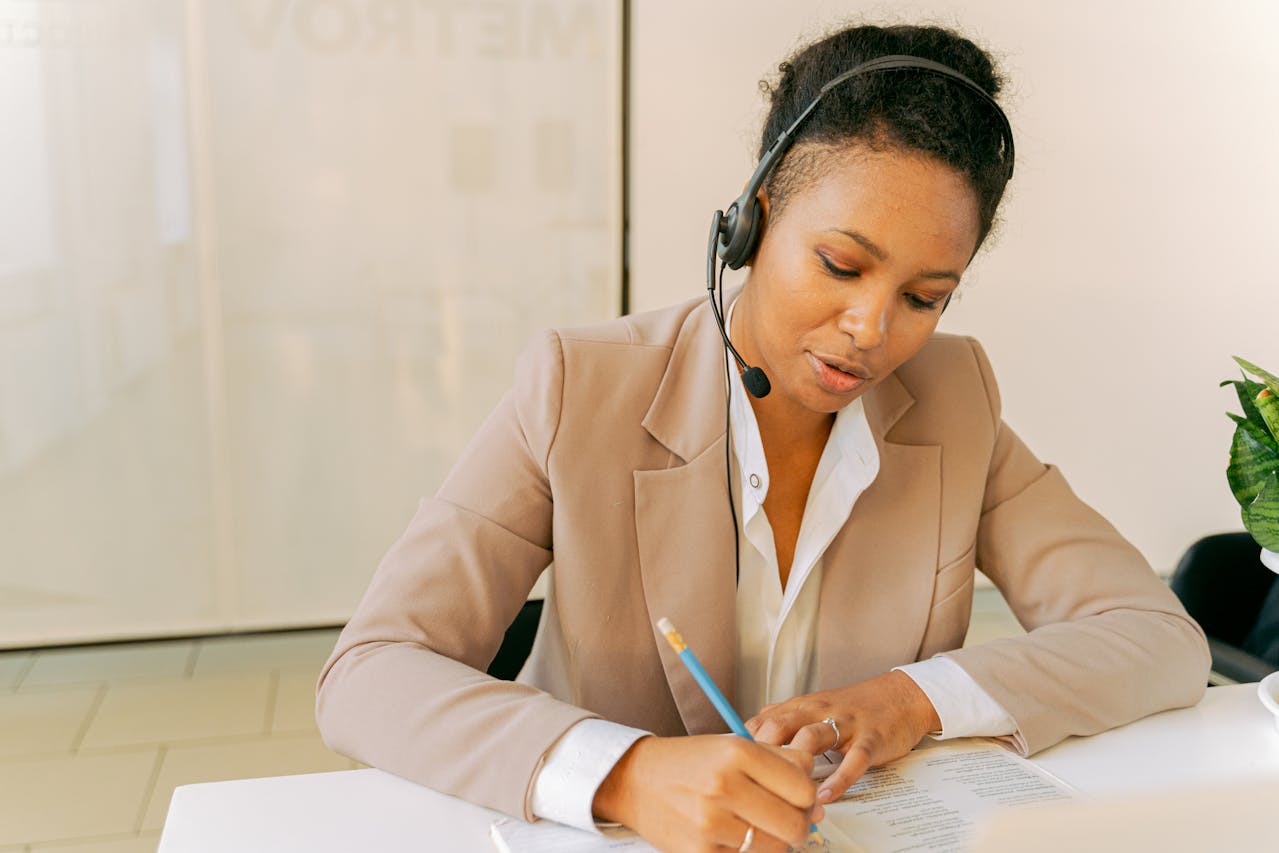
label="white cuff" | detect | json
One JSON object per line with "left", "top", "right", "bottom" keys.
{"left": 894, "top": 656, "right": 1019, "bottom": 741}
{"left": 530, "top": 718, "right": 651, "bottom": 833}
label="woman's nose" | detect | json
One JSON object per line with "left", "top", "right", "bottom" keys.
{"left": 836, "top": 287, "right": 891, "bottom": 351}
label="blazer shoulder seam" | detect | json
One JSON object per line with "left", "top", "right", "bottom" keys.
{"left": 964, "top": 335, "right": 999, "bottom": 433}
{"left": 559, "top": 336, "right": 674, "bottom": 353}
{"left": 545, "top": 329, "right": 566, "bottom": 472}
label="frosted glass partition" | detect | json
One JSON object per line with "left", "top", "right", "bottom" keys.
{"left": 0, "top": 0, "right": 622, "bottom": 647}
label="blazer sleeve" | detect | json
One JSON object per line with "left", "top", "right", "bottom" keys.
{"left": 315, "top": 329, "right": 601, "bottom": 820}
{"left": 940, "top": 338, "right": 1211, "bottom": 755}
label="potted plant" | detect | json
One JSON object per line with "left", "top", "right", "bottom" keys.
{"left": 1223, "top": 357, "right": 1279, "bottom": 572}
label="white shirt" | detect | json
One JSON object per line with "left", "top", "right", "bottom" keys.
{"left": 529, "top": 303, "right": 1020, "bottom": 831}
{"left": 728, "top": 328, "right": 880, "bottom": 718}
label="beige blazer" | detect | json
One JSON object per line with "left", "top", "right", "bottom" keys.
{"left": 315, "top": 295, "right": 1209, "bottom": 821}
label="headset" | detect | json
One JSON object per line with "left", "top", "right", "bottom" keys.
{"left": 709, "top": 54, "right": 1015, "bottom": 584}
{"left": 707, "top": 54, "right": 1016, "bottom": 400}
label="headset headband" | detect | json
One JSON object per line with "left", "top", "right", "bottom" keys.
{"left": 716, "top": 54, "right": 1014, "bottom": 270}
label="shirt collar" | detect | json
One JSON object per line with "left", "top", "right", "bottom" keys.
{"left": 723, "top": 298, "right": 880, "bottom": 519}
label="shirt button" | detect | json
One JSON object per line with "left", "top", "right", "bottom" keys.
{"left": 749, "top": 473, "right": 761, "bottom": 489}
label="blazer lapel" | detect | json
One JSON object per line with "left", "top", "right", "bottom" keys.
{"left": 634, "top": 299, "right": 737, "bottom": 735}
{"left": 632, "top": 298, "right": 945, "bottom": 723}
{"left": 814, "top": 371, "right": 943, "bottom": 689}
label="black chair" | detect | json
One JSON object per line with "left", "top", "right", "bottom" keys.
{"left": 486, "top": 598, "right": 544, "bottom": 681}
{"left": 1170, "top": 532, "right": 1279, "bottom": 683}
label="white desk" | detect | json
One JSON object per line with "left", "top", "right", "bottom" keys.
{"left": 157, "top": 684, "right": 1279, "bottom": 852}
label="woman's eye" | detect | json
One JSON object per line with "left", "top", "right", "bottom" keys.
{"left": 906, "top": 293, "right": 944, "bottom": 311}
{"left": 818, "top": 252, "right": 859, "bottom": 278}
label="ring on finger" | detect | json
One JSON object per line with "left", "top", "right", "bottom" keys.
{"left": 821, "top": 716, "right": 841, "bottom": 749}
{"left": 738, "top": 824, "right": 755, "bottom": 852}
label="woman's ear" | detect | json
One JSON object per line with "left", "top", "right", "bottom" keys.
{"left": 756, "top": 188, "right": 770, "bottom": 224}
{"left": 743, "top": 188, "right": 771, "bottom": 269}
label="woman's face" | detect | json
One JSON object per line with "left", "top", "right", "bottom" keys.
{"left": 735, "top": 144, "right": 982, "bottom": 420}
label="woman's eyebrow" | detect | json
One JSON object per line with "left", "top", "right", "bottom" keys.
{"left": 824, "top": 228, "right": 961, "bottom": 282}
{"left": 826, "top": 228, "right": 888, "bottom": 260}
{"left": 919, "top": 270, "right": 961, "bottom": 283}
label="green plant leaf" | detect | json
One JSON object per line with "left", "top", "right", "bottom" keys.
{"left": 1234, "top": 356, "right": 1279, "bottom": 397}
{"left": 1227, "top": 420, "right": 1279, "bottom": 506}
{"left": 1225, "top": 397, "right": 1279, "bottom": 456}
{"left": 1243, "top": 470, "right": 1279, "bottom": 551}
{"left": 1256, "top": 387, "right": 1279, "bottom": 443}
{"left": 1221, "top": 376, "right": 1266, "bottom": 426}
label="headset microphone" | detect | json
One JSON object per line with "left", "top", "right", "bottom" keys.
{"left": 740, "top": 365, "right": 771, "bottom": 398}
{"left": 707, "top": 210, "right": 771, "bottom": 398}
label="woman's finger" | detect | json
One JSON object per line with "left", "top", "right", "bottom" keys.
{"left": 751, "top": 714, "right": 799, "bottom": 746}
{"left": 753, "top": 704, "right": 829, "bottom": 746}
{"left": 815, "top": 739, "right": 874, "bottom": 803}
{"left": 721, "top": 771, "right": 815, "bottom": 851}
{"left": 786, "top": 719, "right": 842, "bottom": 756}
{"left": 699, "top": 809, "right": 792, "bottom": 853}
{"left": 740, "top": 740, "right": 816, "bottom": 802}
{"left": 744, "top": 700, "right": 801, "bottom": 738}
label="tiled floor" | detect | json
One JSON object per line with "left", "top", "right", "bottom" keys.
{"left": 0, "top": 591, "right": 1026, "bottom": 851}
{"left": 0, "top": 627, "right": 355, "bottom": 852}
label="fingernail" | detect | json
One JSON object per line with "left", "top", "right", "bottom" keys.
{"left": 818, "top": 787, "right": 834, "bottom": 803}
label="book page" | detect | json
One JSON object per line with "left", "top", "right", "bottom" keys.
{"left": 821, "top": 741, "right": 1076, "bottom": 853}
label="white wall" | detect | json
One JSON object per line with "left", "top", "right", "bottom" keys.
{"left": 0, "top": 0, "right": 621, "bottom": 647}
{"left": 631, "top": 0, "right": 1279, "bottom": 574}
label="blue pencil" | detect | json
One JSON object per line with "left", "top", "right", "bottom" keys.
{"left": 657, "top": 617, "right": 827, "bottom": 851}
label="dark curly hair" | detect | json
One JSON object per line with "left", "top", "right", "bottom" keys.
{"left": 758, "top": 23, "right": 1012, "bottom": 252}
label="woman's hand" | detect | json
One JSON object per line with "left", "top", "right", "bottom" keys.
{"left": 744, "top": 671, "right": 942, "bottom": 804}
{"left": 593, "top": 734, "right": 825, "bottom": 853}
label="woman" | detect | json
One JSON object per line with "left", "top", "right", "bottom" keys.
{"left": 316, "top": 23, "right": 1209, "bottom": 853}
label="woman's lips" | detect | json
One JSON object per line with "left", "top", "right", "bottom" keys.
{"left": 807, "top": 352, "right": 865, "bottom": 394}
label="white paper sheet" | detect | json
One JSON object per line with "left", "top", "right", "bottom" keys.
{"left": 820, "top": 741, "right": 1077, "bottom": 853}
{"left": 489, "top": 819, "right": 657, "bottom": 852}
{"left": 489, "top": 742, "right": 1071, "bottom": 853}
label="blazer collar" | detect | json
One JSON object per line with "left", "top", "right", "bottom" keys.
{"left": 639, "top": 297, "right": 730, "bottom": 463}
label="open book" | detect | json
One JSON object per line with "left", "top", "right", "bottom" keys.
{"left": 491, "top": 740, "right": 1076, "bottom": 853}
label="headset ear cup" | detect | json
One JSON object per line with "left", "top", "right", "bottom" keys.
{"left": 723, "top": 195, "right": 762, "bottom": 270}
{"left": 715, "top": 201, "right": 737, "bottom": 266}
{"left": 738, "top": 195, "right": 764, "bottom": 269}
